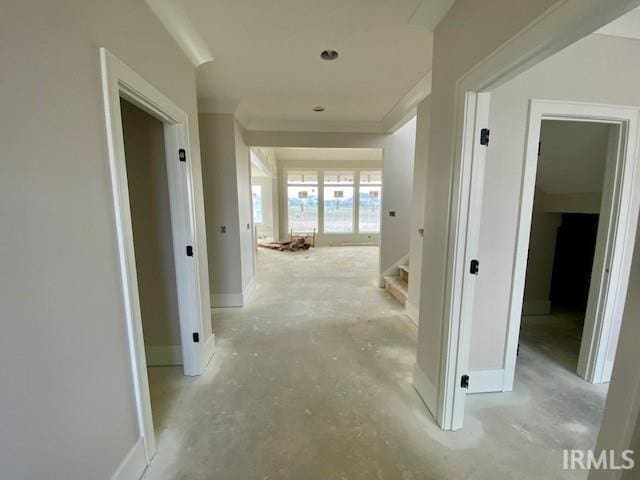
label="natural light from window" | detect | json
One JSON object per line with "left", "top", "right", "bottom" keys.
{"left": 359, "top": 170, "right": 382, "bottom": 233}
{"left": 287, "top": 170, "right": 318, "bottom": 233}
{"left": 251, "top": 184, "right": 262, "bottom": 224}
{"left": 324, "top": 171, "right": 354, "bottom": 233}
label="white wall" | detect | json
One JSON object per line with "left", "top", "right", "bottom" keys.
{"left": 407, "top": 97, "right": 430, "bottom": 323}
{"left": 246, "top": 117, "right": 416, "bottom": 279}
{"left": 199, "top": 114, "right": 256, "bottom": 306}
{"left": 469, "top": 33, "right": 640, "bottom": 372}
{"left": 0, "top": 0, "right": 210, "bottom": 477}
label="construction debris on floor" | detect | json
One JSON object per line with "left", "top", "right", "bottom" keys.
{"left": 258, "top": 229, "right": 316, "bottom": 251}
{"left": 258, "top": 237, "right": 312, "bottom": 251}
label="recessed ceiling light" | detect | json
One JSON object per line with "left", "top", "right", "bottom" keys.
{"left": 320, "top": 49, "right": 339, "bottom": 61}
{"left": 313, "top": 106, "right": 325, "bottom": 112}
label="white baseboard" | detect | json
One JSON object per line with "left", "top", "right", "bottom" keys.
{"left": 145, "top": 345, "right": 183, "bottom": 366}
{"left": 405, "top": 301, "right": 419, "bottom": 326}
{"left": 112, "top": 437, "right": 147, "bottom": 480}
{"left": 243, "top": 276, "right": 256, "bottom": 304}
{"left": 522, "top": 300, "right": 551, "bottom": 315}
{"left": 203, "top": 333, "right": 216, "bottom": 367}
{"left": 211, "top": 292, "right": 243, "bottom": 307}
{"left": 412, "top": 363, "right": 438, "bottom": 420}
{"left": 467, "top": 369, "right": 505, "bottom": 394}
{"left": 210, "top": 276, "right": 256, "bottom": 308}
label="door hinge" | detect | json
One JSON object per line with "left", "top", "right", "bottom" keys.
{"left": 470, "top": 259, "right": 479, "bottom": 275}
{"left": 192, "top": 332, "right": 200, "bottom": 343}
{"left": 179, "top": 148, "right": 186, "bottom": 162}
{"left": 461, "top": 374, "right": 470, "bottom": 389}
{"left": 480, "top": 128, "right": 490, "bottom": 146}
{"left": 186, "top": 245, "right": 194, "bottom": 257}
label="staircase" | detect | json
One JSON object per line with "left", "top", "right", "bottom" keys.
{"left": 385, "top": 264, "right": 409, "bottom": 305}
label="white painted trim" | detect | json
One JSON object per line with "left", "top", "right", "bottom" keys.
{"left": 243, "top": 276, "right": 256, "bottom": 304}
{"left": 210, "top": 278, "right": 255, "bottom": 308}
{"left": 111, "top": 437, "right": 147, "bottom": 480}
{"left": 467, "top": 369, "right": 505, "bottom": 394}
{"left": 100, "top": 48, "right": 212, "bottom": 462}
{"left": 445, "top": 92, "right": 492, "bottom": 431}
{"left": 522, "top": 300, "right": 551, "bottom": 316}
{"left": 501, "top": 100, "right": 640, "bottom": 392}
{"left": 200, "top": 73, "right": 427, "bottom": 135}
{"left": 434, "top": 0, "right": 640, "bottom": 431}
{"left": 210, "top": 292, "right": 243, "bottom": 308}
{"left": 412, "top": 363, "right": 439, "bottom": 421}
{"left": 145, "top": 345, "right": 183, "bottom": 366}
{"left": 204, "top": 333, "right": 217, "bottom": 368}
{"left": 405, "top": 301, "right": 419, "bottom": 326}
{"left": 145, "top": 0, "right": 214, "bottom": 67}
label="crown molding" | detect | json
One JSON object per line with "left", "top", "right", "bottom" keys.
{"left": 381, "top": 71, "right": 432, "bottom": 133}
{"left": 146, "top": 0, "right": 214, "bottom": 67}
{"left": 197, "top": 71, "right": 431, "bottom": 134}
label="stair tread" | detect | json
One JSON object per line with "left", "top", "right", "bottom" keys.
{"left": 398, "top": 264, "right": 409, "bottom": 274}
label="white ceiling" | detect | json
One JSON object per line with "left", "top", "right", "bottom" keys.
{"left": 148, "top": 0, "right": 446, "bottom": 132}
{"left": 274, "top": 147, "right": 382, "bottom": 162}
{"left": 597, "top": 7, "right": 640, "bottom": 40}
{"left": 537, "top": 120, "right": 609, "bottom": 195}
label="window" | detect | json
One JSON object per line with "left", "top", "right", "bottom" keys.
{"left": 251, "top": 184, "right": 262, "bottom": 224}
{"left": 324, "top": 171, "right": 354, "bottom": 233}
{"left": 287, "top": 170, "right": 318, "bottom": 233}
{"left": 359, "top": 170, "right": 382, "bottom": 233}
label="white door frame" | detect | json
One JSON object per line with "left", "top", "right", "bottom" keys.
{"left": 432, "top": 0, "right": 640, "bottom": 431}
{"left": 100, "top": 48, "right": 210, "bottom": 463}
{"left": 502, "top": 100, "right": 640, "bottom": 390}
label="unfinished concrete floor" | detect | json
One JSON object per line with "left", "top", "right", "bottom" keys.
{"left": 143, "top": 247, "right": 608, "bottom": 480}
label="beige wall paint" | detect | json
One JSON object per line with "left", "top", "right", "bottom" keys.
{"left": 0, "top": 1, "right": 210, "bottom": 477}
{"left": 468, "top": 33, "right": 640, "bottom": 371}
{"left": 407, "top": 97, "right": 431, "bottom": 321}
{"left": 199, "top": 114, "right": 256, "bottom": 300}
{"left": 415, "top": 0, "right": 559, "bottom": 391}
{"left": 522, "top": 190, "right": 562, "bottom": 311}
{"left": 121, "top": 99, "right": 181, "bottom": 349}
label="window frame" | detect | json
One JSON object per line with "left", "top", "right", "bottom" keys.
{"left": 286, "top": 169, "right": 320, "bottom": 234}
{"left": 284, "top": 167, "right": 383, "bottom": 236}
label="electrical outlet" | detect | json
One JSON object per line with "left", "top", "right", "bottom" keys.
{"left": 389, "top": 211, "right": 396, "bottom": 217}
{"left": 220, "top": 225, "right": 226, "bottom": 234}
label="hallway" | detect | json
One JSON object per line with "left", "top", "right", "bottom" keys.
{"left": 143, "top": 247, "right": 607, "bottom": 480}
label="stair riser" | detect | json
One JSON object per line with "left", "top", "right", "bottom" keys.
{"left": 385, "top": 280, "right": 408, "bottom": 306}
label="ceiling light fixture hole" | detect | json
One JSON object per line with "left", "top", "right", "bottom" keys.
{"left": 313, "top": 106, "right": 326, "bottom": 112}
{"left": 320, "top": 49, "right": 339, "bottom": 61}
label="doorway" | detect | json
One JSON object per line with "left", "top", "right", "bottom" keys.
{"left": 503, "top": 103, "right": 640, "bottom": 391}
{"left": 519, "top": 119, "right": 611, "bottom": 378}
{"left": 120, "top": 98, "right": 184, "bottom": 436}
{"left": 100, "top": 49, "right": 213, "bottom": 465}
